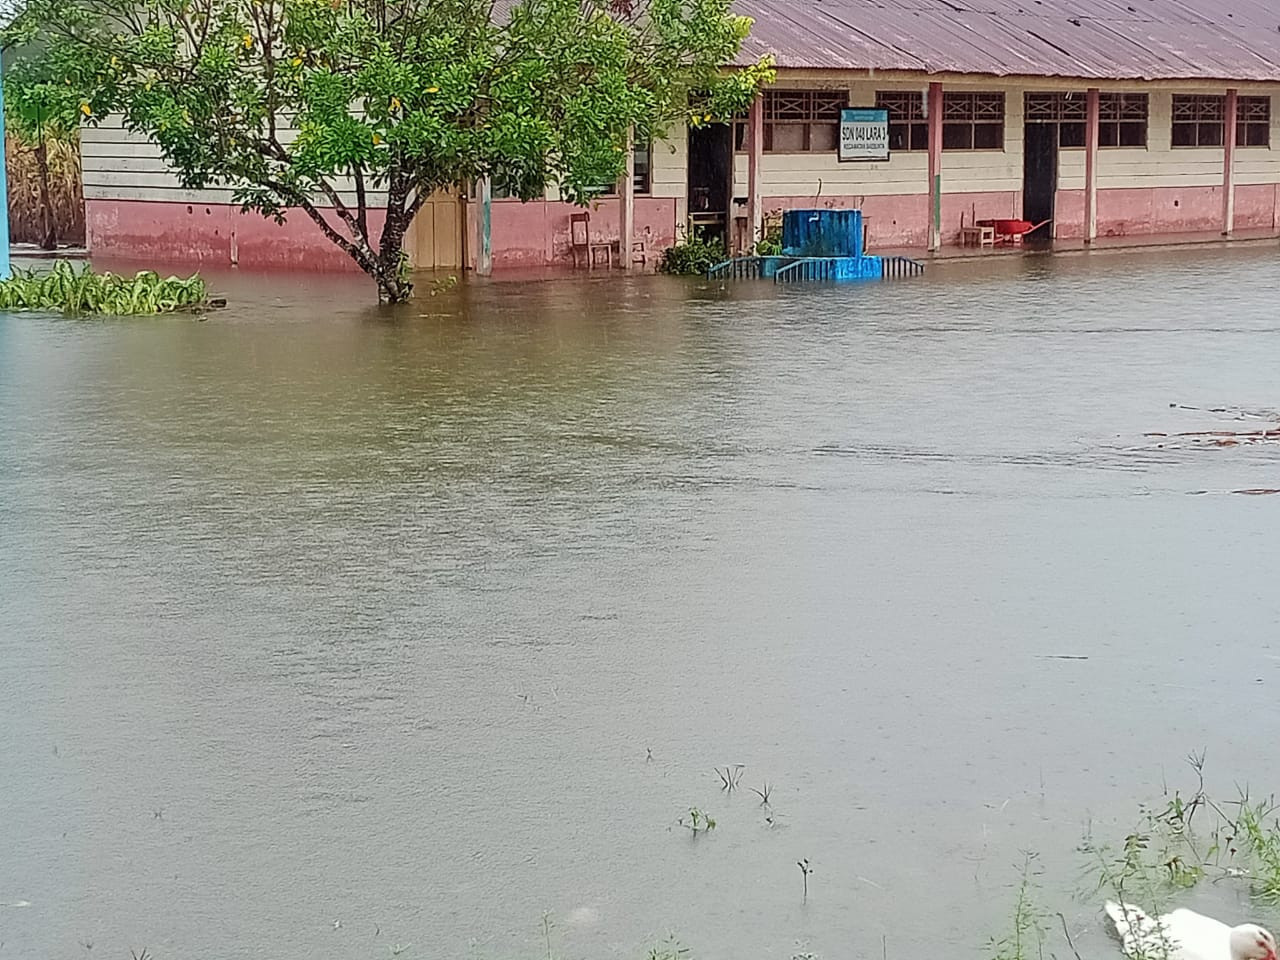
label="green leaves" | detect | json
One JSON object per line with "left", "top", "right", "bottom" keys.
{"left": 0, "top": 261, "right": 208, "bottom": 315}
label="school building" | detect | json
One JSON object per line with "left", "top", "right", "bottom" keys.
{"left": 80, "top": 0, "right": 1280, "bottom": 272}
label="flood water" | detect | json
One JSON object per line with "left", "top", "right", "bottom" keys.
{"left": 4, "top": 247, "right": 1280, "bottom": 960}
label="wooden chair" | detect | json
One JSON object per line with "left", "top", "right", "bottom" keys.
{"left": 630, "top": 232, "right": 650, "bottom": 269}
{"left": 959, "top": 207, "right": 995, "bottom": 248}
{"left": 570, "top": 212, "right": 591, "bottom": 268}
{"left": 589, "top": 238, "right": 614, "bottom": 269}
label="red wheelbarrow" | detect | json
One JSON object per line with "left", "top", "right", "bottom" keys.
{"left": 977, "top": 218, "right": 1052, "bottom": 245}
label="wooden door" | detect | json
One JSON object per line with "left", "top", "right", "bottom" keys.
{"left": 407, "top": 189, "right": 463, "bottom": 269}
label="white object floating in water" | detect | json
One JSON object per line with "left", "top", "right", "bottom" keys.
{"left": 1105, "top": 901, "right": 1278, "bottom": 960}
{"left": 2, "top": 900, "right": 31, "bottom": 908}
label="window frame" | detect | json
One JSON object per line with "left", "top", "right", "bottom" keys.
{"left": 759, "top": 89, "right": 848, "bottom": 154}
{"left": 1171, "top": 94, "right": 1226, "bottom": 149}
{"left": 1237, "top": 95, "right": 1271, "bottom": 149}
{"left": 1099, "top": 93, "right": 1150, "bottom": 148}
{"left": 588, "top": 140, "right": 653, "bottom": 197}
{"left": 941, "top": 91, "right": 1005, "bottom": 152}
{"left": 1025, "top": 92, "right": 1148, "bottom": 150}
{"left": 876, "top": 90, "right": 929, "bottom": 152}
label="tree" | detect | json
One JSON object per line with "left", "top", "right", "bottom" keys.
{"left": 4, "top": 49, "right": 82, "bottom": 249}
{"left": 6, "top": 0, "right": 772, "bottom": 301}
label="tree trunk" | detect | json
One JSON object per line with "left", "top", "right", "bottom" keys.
{"left": 35, "top": 140, "right": 57, "bottom": 251}
{"left": 374, "top": 264, "right": 410, "bottom": 303}
{"left": 373, "top": 214, "right": 413, "bottom": 303}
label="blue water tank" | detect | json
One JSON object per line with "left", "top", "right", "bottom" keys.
{"left": 782, "top": 209, "right": 864, "bottom": 258}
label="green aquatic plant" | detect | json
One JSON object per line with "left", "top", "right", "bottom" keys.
{"left": 659, "top": 235, "right": 727, "bottom": 276}
{"left": 797, "top": 857, "right": 813, "bottom": 903}
{"left": 646, "top": 934, "right": 690, "bottom": 960}
{"left": 754, "top": 221, "right": 782, "bottom": 256}
{"left": 541, "top": 911, "right": 555, "bottom": 960}
{"left": 679, "top": 808, "right": 716, "bottom": 835}
{"left": 1234, "top": 796, "right": 1280, "bottom": 904}
{"left": 715, "top": 764, "right": 744, "bottom": 793}
{"left": 0, "top": 260, "right": 209, "bottom": 315}
{"left": 988, "top": 853, "right": 1047, "bottom": 960}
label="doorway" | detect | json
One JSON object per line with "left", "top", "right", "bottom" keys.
{"left": 1022, "top": 123, "right": 1057, "bottom": 241}
{"left": 406, "top": 189, "right": 464, "bottom": 269}
{"left": 686, "top": 124, "right": 732, "bottom": 242}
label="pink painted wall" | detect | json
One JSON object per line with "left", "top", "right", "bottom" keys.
{"left": 475, "top": 197, "right": 679, "bottom": 269}
{"left": 764, "top": 191, "right": 1018, "bottom": 249}
{"left": 1235, "top": 184, "right": 1278, "bottom": 230}
{"left": 86, "top": 199, "right": 383, "bottom": 271}
{"left": 88, "top": 196, "right": 679, "bottom": 272}
{"left": 84, "top": 182, "right": 1280, "bottom": 271}
{"left": 1055, "top": 185, "right": 1279, "bottom": 239}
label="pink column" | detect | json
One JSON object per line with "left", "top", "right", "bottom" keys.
{"left": 747, "top": 94, "right": 764, "bottom": 252}
{"left": 1223, "top": 88, "right": 1238, "bottom": 236}
{"left": 1085, "top": 87, "right": 1099, "bottom": 243}
{"left": 927, "top": 82, "right": 943, "bottom": 251}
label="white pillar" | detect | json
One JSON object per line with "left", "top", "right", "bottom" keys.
{"left": 620, "top": 127, "right": 635, "bottom": 270}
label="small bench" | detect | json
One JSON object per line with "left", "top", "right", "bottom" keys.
{"left": 960, "top": 210, "right": 995, "bottom": 248}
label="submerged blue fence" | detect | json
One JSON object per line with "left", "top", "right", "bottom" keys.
{"left": 707, "top": 209, "right": 923, "bottom": 285}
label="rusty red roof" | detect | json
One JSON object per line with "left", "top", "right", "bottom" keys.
{"left": 731, "top": 0, "right": 1280, "bottom": 82}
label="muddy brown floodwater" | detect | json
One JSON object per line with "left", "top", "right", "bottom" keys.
{"left": 3, "top": 247, "right": 1280, "bottom": 960}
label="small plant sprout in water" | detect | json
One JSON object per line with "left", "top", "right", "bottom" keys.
{"left": 680, "top": 808, "right": 717, "bottom": 835}
{"left": 751, "top": 783, "right": 774, "bottom": 807}
{"left": 987, "top": 853, "right": 1046, "bottom": 960}
{"left": 716, "top": 765, "right": 744, "bottom": 793}
{"left": 797, "top": 858, "right": 813, "bottom": 902}
{"left": 541, "top": 911, "right": 555, "bottom": 960}
{"left": 647, "top": 934, "right": 691, "bottom": 960}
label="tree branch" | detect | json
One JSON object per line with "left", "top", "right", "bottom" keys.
{"left": 311, "top": 177, "right": 367, "bottom": 246}
{"left": 354, "top": 164, "right": 368, "bottom": 238}
{"left": 291, "top": 193, "right": 377, "bottom": 274}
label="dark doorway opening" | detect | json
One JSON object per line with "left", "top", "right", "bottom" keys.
{"left": 686, "top": 124, "right": 732, "bottom": 242}
{"left": 1022, "top": 123, "right": 1058, "bottom": 242}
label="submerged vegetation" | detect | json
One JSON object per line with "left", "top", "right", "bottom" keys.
{"left": 986, "top": 753, "right": 1280, "bottom": 960}
{"left": 658, "top": 234, "right": 728, "bottom": 275}
{"left": 679, "top": 808, "right": 717, "bottom": 835}
{"left": 0, "top": 260, "right": 210, "bottom": 315}
{"left": 989, "top": 854, "right": 1047, "bottom": 960}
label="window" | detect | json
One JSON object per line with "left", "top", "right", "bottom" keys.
{"left": 1025, "top": 92, "right": 1086, "bottom": 147}
{"left": 632, "top": 141, "right": 652, "bottom": 193}
{"left": 1172, "top": 94, "right": 1224, "bottom": 147}
{"left": 1238, "top": 96, "right": 1270, "bottom": 148}
{"left": 761, "top": 89, "right": 847, "bottom": 153}
{"left": 589, "top": 141, "right": 652, "bottom": 196}
{"left": 877, "top": 91, "right": 929, "bottom": 151}
{"left": 942, "top": 92, "right": 1004, "bottom": 150}
{"left": 1099, "top": 93, "right": 1149, "bottom": 147}
{"left": 1025, "top": 92, "right": 1148, "bottom": 148}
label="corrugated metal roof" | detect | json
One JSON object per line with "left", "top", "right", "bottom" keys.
{"left": 731, "top": 0, "right": 1280, "bottom": 82}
